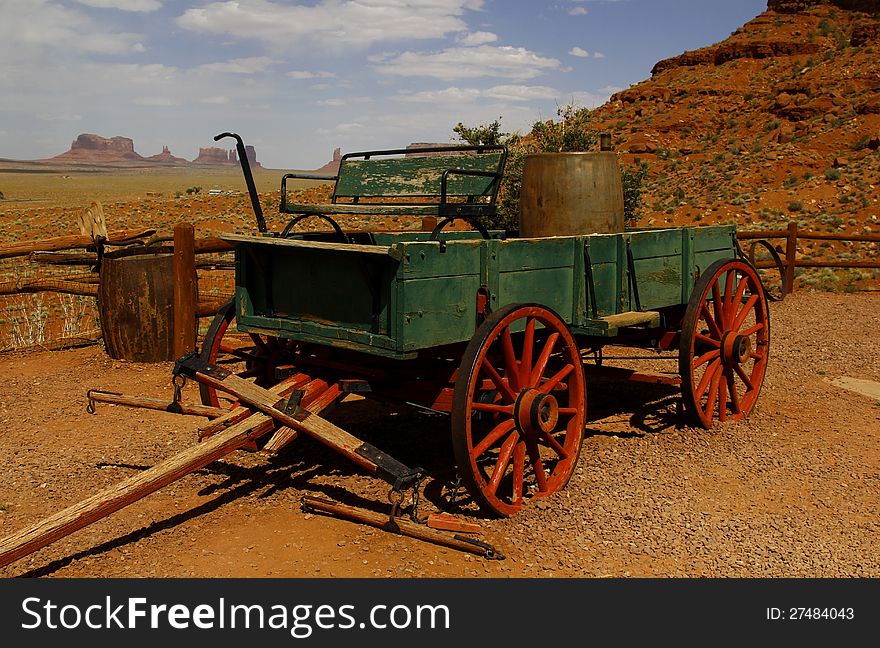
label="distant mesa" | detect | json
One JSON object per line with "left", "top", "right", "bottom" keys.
{"left": 50, "top": 133, "right": 144, "bottom": 163}
{"left": 146, "top": 145, "right": 187, "bottom": 164}
{"left": 45, "top": 133, "right": 259, "bottom": 167}
{"left": 193, "top": 145, "right": 260, "bottom": 168}
{"left": 311, "top": 147, "right": 342, "bottom": 175}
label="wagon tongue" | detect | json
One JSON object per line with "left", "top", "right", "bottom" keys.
{"left": 172, "top": 352, "right": 422, "bottom": 489}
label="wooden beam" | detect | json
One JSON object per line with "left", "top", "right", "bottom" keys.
{"left": 0, "top": 227, "right": 156, "bottom": 260}
{"left": 87, "top": 391, "right": 226, "bottom": 418}
{"left": 190, "top": 370, "right": 381, "bottom": 474}
{"left": 302, "top": 497, "right": 501, "bottom": 559}
{"left": 0, "top": 410, "right": 274, "bottom": 568}
{"left": 0, "top": 278, "right": 98, "bottom": 297}
{"left": 173, "top": 223, "right": 198, "bottom": 358}
{"left": 784, "top": 221, "right": 798, "bottom": 296}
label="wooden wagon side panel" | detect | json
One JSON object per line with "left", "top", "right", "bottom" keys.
{"left": 626, "top": 228, "right": 684, "bottom": 311}
{"left": 691, "top": 225, "right": 738, "bottom": 278}
{"left": 491, "top": 237, "right": 577, "bottom": 323}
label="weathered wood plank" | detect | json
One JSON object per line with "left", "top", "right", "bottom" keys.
{"left": 191, "top": 372, "right": 380, "bottom": 474}
{"left": 283, "top": 203, "right": 442, "bottom": 216}
{"left": 0, "top": 227, "right": 156, "bottom": 259}
{"left": 221, "top": 233, "right": 403, "bottom": 260}
{"left": 87, "top": 392, "right": 226, "bottom": 418}
{"left": 600, "top": 311, "right": 661, "bottom": 328}
{"left": 335, "top": 153, "right": 503, "bottom": 198}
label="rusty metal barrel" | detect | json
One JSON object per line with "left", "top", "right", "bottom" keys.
{"left": 98, "top": 246, "right": 174, "bottom": 362}
{"left": 519, "top": 152, "right": 624, "bottom": 237}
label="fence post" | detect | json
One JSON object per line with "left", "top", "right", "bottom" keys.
{"left": 173, "top": 223, "right": 197, "bottom": 358}
{"left": 784, "top": 221, "right": 798, "bottom": 296}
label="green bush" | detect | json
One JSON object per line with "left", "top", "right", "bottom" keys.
{"left": 824, "top": 168, "right": 842, "bottom": 181}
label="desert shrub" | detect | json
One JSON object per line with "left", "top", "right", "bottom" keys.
{"left": 824, "top": 168, "right": 842, "bottom": 181}
{"left": 787, "top": 201, "right": 803, "bottom": 212}
{"left": 530, "top": 104, "right": 596, "bottom": 153}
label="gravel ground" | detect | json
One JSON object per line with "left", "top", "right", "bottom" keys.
{"left": 0, "top": 290, "right": 878, "bottom": 578}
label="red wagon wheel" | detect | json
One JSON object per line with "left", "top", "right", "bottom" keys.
{"left": 198, "top": 298, "right": 295, "bottom": 408}
{"left": 452, "top": 303, "right": 586, "bottom": 517}
{"left": 679, "top": 258, "right": 770, "bottom": 428}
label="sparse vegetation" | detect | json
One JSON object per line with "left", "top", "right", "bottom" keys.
{"left": 824, "top": 168, "right": 842, "bottom": 181}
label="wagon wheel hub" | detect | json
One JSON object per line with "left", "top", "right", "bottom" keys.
{"left": 515, "top": 388, "right": 559, "bottom": 437}
{"left": 721, "top": 331, "right": 751, "bottom": 366}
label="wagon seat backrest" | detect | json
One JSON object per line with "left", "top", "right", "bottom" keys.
{"left": 279, "top": 145, "right": 507, "bottom": 241}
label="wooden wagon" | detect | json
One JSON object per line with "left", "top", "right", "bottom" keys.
{"left": 193, "top": 133, "right": 770, "bottom": 517}
{"left": 0, "top": 132, "right": 770, "bottom": 567}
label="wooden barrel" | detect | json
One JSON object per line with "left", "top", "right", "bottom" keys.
{"left": 519, "top": 152, "right": 625, "bottom": 237}
{"left": 98, "top": 246, "right": 175, "bottom": 362}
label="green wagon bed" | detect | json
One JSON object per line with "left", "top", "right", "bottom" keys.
{"left": 223, "top": 224, "right": 738, "bottom": 358}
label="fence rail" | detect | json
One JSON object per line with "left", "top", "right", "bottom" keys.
{"left": 738, "top": 221, "right": 880, "bottom": 295}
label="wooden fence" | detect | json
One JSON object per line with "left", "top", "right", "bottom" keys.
{"left": 738, "top": 221, "right": 880, "bottom": 296}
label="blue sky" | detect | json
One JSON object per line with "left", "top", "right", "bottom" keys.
{"left": 1, "top": 0, "right": 767, "bottom": 169}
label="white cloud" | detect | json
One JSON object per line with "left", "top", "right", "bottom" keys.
{"left": 74, "top": 0, "right": 161, "bottom": 11}
{"left": 393, "top": 84, "right": 556, "bottom": 104}
{"left": 569, "top": 47, "right": 589, "bottom": 58}
{"left": 288, "top": 70, "right": 336, "bottom": 80}
{"left": 177, "top": 0, "right": 484, "bottom": 48}
{"left": 483, "top": 85, "right": 557, "bottom": 102}
{"left": 37, "top": 113, "right": 83, "bottom": 122}
{"left": 318, "top": 98, "right": 346, "bottom": 107}
{"left": 393, "top": 87, "right": 482, "bottom": 103}
{"left": 317, "top": 122, "right": 363, "bottom": 134}
{"left": 0, "top": 0, "right": 146, "bottom": 60}
{"left": 376, "top": 45, "right": 561, "bottom": 81}
{"left": 200, "top": 96, "right": 230, "bottom": 104}
{"left": 593, "top": 51, "right": 606, "bottom": 59}
{"left": 199, "top": 56, "right": 275, "bottom": 74}
{"left": 569, "top": 7, "right": 587, "bottom": 15}
{"left": 133, "top": 96, "right": 178, "bottom": 106}
{"left": 458, "top": 31, "right": 497, "bottom": 46}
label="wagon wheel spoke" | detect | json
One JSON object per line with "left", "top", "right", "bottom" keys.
{"left": 540, "top": 430, "right": 569, "bottom": 460}
{"left": 731, "top": 294, "right": 759, "bottom": 332}
{"left": 487, "top": 432, "right": 519, "bottom": 496}
{"left": 717, "top": 372, "right": 728, "bottom": 422}
{"left": 695, "top": 332, "right": 720, "bottom": 348}
{"left": 452, "top": 304, "right": 586, "bottom": 517}
{"left": 520, "top": 318, "right": 535, "bottom": 387}
{"left": 538, "top": 363, "right": 574, "bottom": 394}
{"left": 501, "top": 326, "right": 520, "bottom": 392}
{"left": 529, "top": 332, "right": 559, "bottom": 386}
{"left": 524, "top": 438, "right": 549, "bottom": 493}
{"left": 722, "top": 269, "right": 735, "bottom": 328}
{"left": 734, "top": 363, "right": 754, "bottom": 391}
{"left": 699, "top": 303, "right": 722, "bottom": 339}
{"left": 481, "top": 361, "right": 517, "bottom": 404}
{"left": 727, "top": 370, "right": 741, "bottom": 415}
{"left": 472, "top": 419, "right": 516, "bottom": 458}
{"left": 470, "top": 402, "right": 515, "bottom": 416}
{"left": 694, "top": 348, "right": 720, "bottom": 369}
{"left": 511, "top": 442, "right": 526, "bottom": 505}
